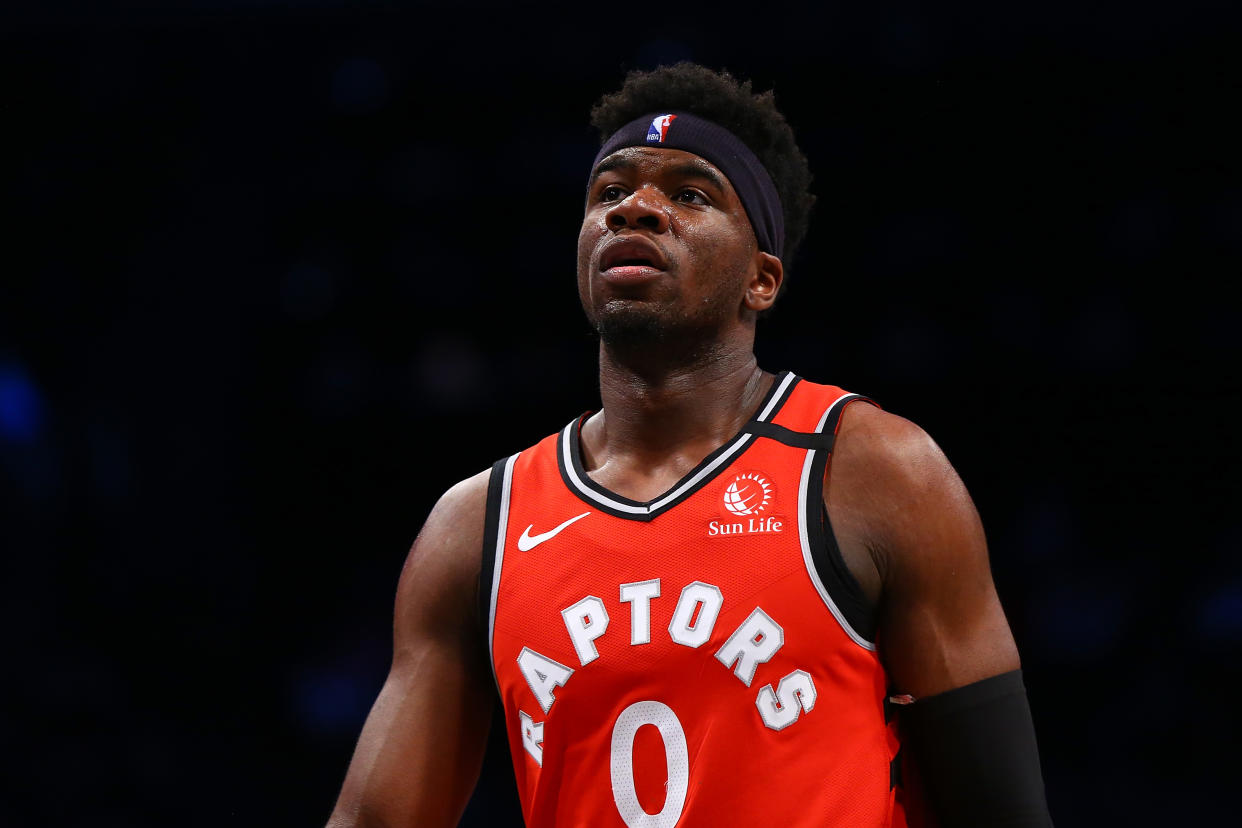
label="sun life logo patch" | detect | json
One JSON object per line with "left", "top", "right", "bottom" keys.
{"left": 646, "top": 114, "right": 677, "bottom": 143}
{"left": 722, "top": 472, "right": 772, "bottom": 516}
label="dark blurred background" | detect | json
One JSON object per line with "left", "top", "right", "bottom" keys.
{"left": 3, "top": 0, "right": 1240, "bottom": 825}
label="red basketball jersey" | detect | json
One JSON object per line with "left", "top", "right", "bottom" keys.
{"left": 482, "top": 373, "right": 904, "bottom": 827}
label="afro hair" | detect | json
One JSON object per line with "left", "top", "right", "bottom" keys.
{"left": 590, "top": 62, "right": 815, "bottom": 269}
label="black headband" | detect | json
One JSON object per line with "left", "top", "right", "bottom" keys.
{"left": 590, "top": 112, "right": 785, "bottom": 260}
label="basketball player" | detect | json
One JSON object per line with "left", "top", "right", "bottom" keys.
{"left": 326, "top": 63, "right": 1053, "bottom": 827}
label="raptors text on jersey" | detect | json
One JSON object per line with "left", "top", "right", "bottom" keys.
{"left": 482, "top": 373, "right": 903, "bottom": 827}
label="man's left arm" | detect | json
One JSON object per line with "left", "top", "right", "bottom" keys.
{"left": 827, "top": 403, "right": 1053, "bottom": 827}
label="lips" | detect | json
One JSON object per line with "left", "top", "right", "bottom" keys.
{"left": 599, "top": 235, "right": 669, "bottom": 273}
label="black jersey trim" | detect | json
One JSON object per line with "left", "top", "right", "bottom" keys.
{"left": 809, "top": 471, "right": 878, "bottom": 643}
{"left": 477, "top": 457, "right": 507, "bottom": 642}
{"left": 556, "top": 371, "right": 800, "bottom": 522}
{"left": 796, "top": 393, "right": 878, "bottom": 651}
{"left": 481, "top": 454, "right": 518, "bottom": 690}
{"left": 743, "top": 420, "right": 836, "bottom": 450}
{"left": 821, "top": 393, "right": 870, "bottom": 436}
{"left": 752, "top": 369, "right": 801, "bottom": 422}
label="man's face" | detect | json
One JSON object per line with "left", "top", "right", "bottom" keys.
{"left": 577, "top": 147, "right": 762, "bottom": 348}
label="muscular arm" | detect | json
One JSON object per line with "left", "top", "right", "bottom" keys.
{"left": 826, "top": 403, "right": 1051, "bottom": 826}
{"left": 824, "top": 402, "right": 1019, "bottom": 697}
{"left": 326, "top": 470, "right": 493, "bottom": 828}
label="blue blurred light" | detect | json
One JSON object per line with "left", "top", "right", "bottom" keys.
{"left": 1030, "top": 581, "right": 1129, "bottom": 660}
{"left": 295, "top": 669, "right": 374, "bottom": 736}
{"left": 1197, "top": 582, "right": 1242, "bottom": 642}
{"left": 635, "top": 39, "right": 694, "bottom": 70}
{"left": 331, "top": 57, "right": 390, "bottom": 113}
{"left": 0, "top": 360, "right": 44, "bottom": 443}
{"left": 281, "top": 263, "right": 336, "bottom": 321}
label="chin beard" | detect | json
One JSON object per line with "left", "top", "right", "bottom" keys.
{"left": 593, "top": 301, "right": 670, "bottom": 347}
{"left": 589, "top": 299, "right": 727, "bottom": 363}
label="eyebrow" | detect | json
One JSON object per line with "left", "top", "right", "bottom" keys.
{"left": 665, "top": 160, "right": 728, "bottom": 193}
{"left": 588, "top": 156, "right": 729, "bottom": 193}
{"left": 588, "top": 156, "right": 634, "bottom": 186}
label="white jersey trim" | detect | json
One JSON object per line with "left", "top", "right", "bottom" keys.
{"left": 558, "top": 371, "right": 798, "bottom": 516}
{"left": 488, "top": 452, "right": 519, "bottom": 688}
{"left": 797, "top": 393, "right": 877, "bottom": 652}
{"left": 754, "top": 371, "right": 798, "bottom": 422}
{"left": 560, "top": 423, "right": 755, "bottom": 516}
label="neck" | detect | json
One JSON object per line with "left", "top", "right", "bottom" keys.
{"left": 593, "top": 338, "right": 771, "bottom": 458}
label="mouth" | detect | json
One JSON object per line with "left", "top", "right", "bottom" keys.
{"left": 599, "top": 236, "right": 669, "bottom": 277}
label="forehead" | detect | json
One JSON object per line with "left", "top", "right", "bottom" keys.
{"left": 590, "top": 147, "right": 735, "bottom": 192}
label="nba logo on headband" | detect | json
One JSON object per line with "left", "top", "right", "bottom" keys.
{"left": 646, "top": 114, "right": 677, "bottom": 143}
{"left": 594, "top": 111, "right": 785, "bottom": 258}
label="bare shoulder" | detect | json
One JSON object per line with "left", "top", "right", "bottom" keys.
{"left": 394, "top": 468, "right": 492, "bottom": 641}
{"left": 829, "top": 402, "right": 978, "bottom": 554}
{"left": 831, "top": 401, "right": 1018, "bottom": 696}
{"left": 823, "top": 401, "right": 976, "bottom": 601}
{"left": 326, "top": 468, "right": 496, "bottom": 828}
{"left": 833, "top": 401, "right": 962, "bottom": 497}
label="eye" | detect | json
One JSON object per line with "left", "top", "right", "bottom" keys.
{"left": 673, "top": 189, "right": 709, "bottom": 206}
{"left": 599, "top": 184, "right": 628, "bottom": 202}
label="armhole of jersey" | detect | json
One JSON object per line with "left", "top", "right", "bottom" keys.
{"left": 814, "top": 500, "right": 878, "bottom": 643}
{"left": 798, "top": 393, "right": 879, "bottom": 651}
{"left": 478, "top": 453, "right": 518, "bottom": 689}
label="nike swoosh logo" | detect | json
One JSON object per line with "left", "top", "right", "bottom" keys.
{"left": 517, "top": 511, "right": 591, "bottom": 552}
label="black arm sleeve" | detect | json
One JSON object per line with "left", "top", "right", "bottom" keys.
{"left": 902, "top": 669, "right": 1054, "bottom": 827}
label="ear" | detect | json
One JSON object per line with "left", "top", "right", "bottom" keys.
{"left": 743, "top": 251, "right": 784, "bottom": 312}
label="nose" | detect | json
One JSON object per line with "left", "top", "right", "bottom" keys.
{"left": 606, "top": 187, "right": 671, "bottom": 234}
